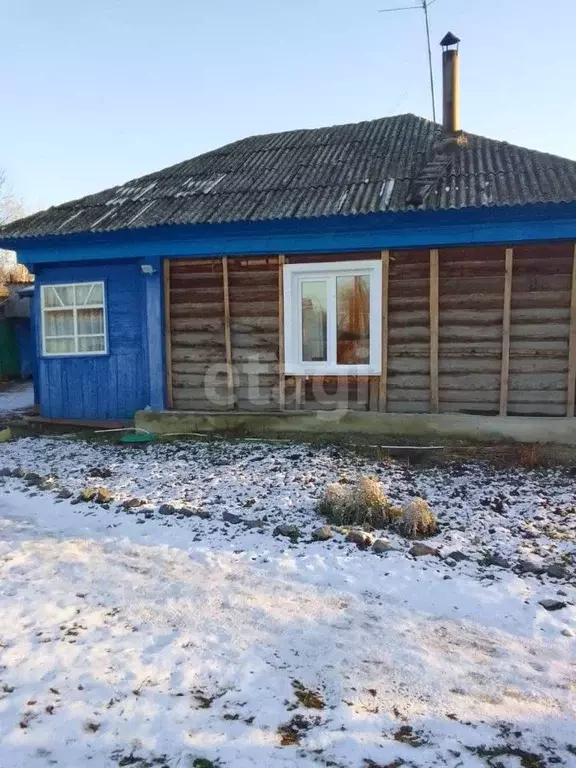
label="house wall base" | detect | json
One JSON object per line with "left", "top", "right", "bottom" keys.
{"left": 136, "top": 409, "right": 576, "bottom": 446}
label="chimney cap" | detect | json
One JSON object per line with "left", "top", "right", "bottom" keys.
{"left": 440, "top": 31, "right": 460, "bottom": 49}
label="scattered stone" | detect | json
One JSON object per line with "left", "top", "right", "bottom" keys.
{"left": 80, "top": 487, "right": 113, "bottom": 504}
{"left": 122, "top": 498, "right": 147, "bottom": 509}
{"left": 292, "top": 679, "right": 324, "bottom": 709}
{"left": 274, "top": 524, "right": 301, "bottom": 541}
{"left": 222, "top": 511, "right": 244, "bottom": 525}
{"left": 516, "top": 559, "right": 544, "bottom": 575}
{"left": 483, "top": 553, "right": 510, "bottom": 569}
{"left": 346, "top": 529, "right": 373, "bottom": 549}
{"left": 0, "top": 467, "right": 12, "bottom": 477}
{"left": 372, "top": 538, "right": 395, "bottom": 554}
{"left": 11, "top": 468, "right": 26, "bottom": 478}
{"left": 409, "top": 543, "right": 440, "bottom": 557}
{"left": 539, "top": 599, "right": 567, "bottom": 612}
{"left": 180, "top": 506, "right": 210, "bottom": 520}
{"left": 57, "top": 488, "right": 73, "bottom": 499}
{"left": 547, "top": 563, "right": 568, "bottom": 579}
{"left": 24, "top": 472, "right": 44, "bottom": 487}
{"left": 243, "top": 518, "right": 265, "bottom": 529}
{"left": 445, "top": 550, "right": 470, "bottom": 562}
{"left": 87, "top": 467, "right": 112, "bottom": 479}
{"left": 158, "top": 503, "right": 179, "bottom": 516}
{"left": 311, "top": 526, "right": 333, "bottom": 542}
{"left": 38, "top": 478, "right": 58, "bottom": 491}
{"left": 561, "top": 629, "right": 574, "bottom": 637}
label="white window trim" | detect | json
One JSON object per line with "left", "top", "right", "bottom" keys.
{"left": 40, "top": 281, "right": 108, "bottom": 357}
{"left": 283, "top": 259, "right": 382, "bottom": 376}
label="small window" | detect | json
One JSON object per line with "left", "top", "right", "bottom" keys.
{"left": 284, "top": 260, "right": 382, "bottom": 375}
{"left": 41, "top": 282, "right": 107, "bottom": 357}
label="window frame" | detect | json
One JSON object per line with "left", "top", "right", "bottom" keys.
{"left": 283, "top": 259, "right": 382, "bottom": 376}
{"left": 40, "top": 281, "right": 109, "bottom": 358}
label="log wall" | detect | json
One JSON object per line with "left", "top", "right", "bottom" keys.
{"left": 165, "top": 241, "right": 576, "bottom": 417}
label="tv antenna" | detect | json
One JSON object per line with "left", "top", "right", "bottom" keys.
{"left": 378, "top": 0, "right": 439, "bottom": 123}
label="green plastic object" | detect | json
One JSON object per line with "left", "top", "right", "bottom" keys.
{"left": 119, "top": 432, "right": 156, "bottom": 444}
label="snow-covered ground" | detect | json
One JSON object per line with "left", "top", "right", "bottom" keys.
{"left": 0, "top": 381, "right": 34, "bottom": 417}
{"left": 0, "top": 436, "right": 575, "bottom": 767}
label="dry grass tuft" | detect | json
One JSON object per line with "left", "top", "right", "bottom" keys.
{"left": 394, "top": 497, "right": 437, "bottom": 539}
{"left": 318, "top": 475, "right": 390, "bottom": 527}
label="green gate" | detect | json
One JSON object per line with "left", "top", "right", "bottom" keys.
{"left": 0, "top": 319, "right": 20, "bottom": 377}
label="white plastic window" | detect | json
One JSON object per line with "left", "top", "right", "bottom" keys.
{"left": 283, "top": 260, "right": 382, "bottom": 375}
{"left": 41, "top": 282, "right": 107, "bottom": 356}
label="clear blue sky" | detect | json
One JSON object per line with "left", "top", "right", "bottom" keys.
{"left": 3, "top": 0, "right": 576, "bottom": 213}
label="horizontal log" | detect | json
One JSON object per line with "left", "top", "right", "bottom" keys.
{"left": 509, "top": 323, "right": 569, "bottom": 341}
{"left": 506, "top": 403, "right": 568, "bottom": 417}
{"left": 170, "top": 275, "right": 227, "bottom": 290}
{"left": 508, "top": 390, "right": 567, "bottom": 404}
{"left": 508, "top": 373, "right": 568, "bottom": 391}
{"left": 438, "top": 389, "right": 500, "bottom": 403}
{"left": 170, "top": 287, "right": 224, "bottom": 304}
{"left": 171, "top": 332, "right": 225, "bottom": 348}
{"left": 170, "top": 317, "right": 225, "bottom": 333}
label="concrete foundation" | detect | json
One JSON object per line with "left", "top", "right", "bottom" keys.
{"left": 136, "top": 410, "right": 576, "bottom": 446}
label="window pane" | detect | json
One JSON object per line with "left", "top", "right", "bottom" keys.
{"left": 89, "top": 283, "right": 104, "bottom": 304}
{"left": 337, "top": 275, "right": 370, "bottom": 365}
{"left": 301, "top": 281, "right": 327, "bottom": 362}
{"left": 54, "top": 285, "right": 75, "bottom": 307}
{"left": 43, "top": 287, "right": 62, "bottom": 308}
{"left": 44, "top": 309, "right": 74, "bottom": 337}
{"left": 75, "top": 284, "right": 93, "bottom": 305}
{"left": 45, "top": 337, "right": 75, "bottom": 354}
{"left": 77, "top": 308, "right": 104, "bottom": 335}
{"left": 78, "top": 335, "right": 105, "bottom": 353}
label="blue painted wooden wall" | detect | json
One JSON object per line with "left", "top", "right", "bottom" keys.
{"left": 35, "top": 261, "right": 150, "bottom": 420}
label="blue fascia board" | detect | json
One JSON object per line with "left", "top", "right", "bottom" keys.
{"left": 8, "top": 203, "right": 576, "bottom": 266}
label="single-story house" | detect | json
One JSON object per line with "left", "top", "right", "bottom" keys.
{"left": 3, "top": 34, "right": 576, "bottom": 442}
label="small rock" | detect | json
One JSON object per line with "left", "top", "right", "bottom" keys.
{"left": 244, "top": 518, "right": 265, "bottom": 529}
{"left": 312, "top": 526, "right": 333, "bottom": 542}
{"left": 57, "top": 488, "right": 73, "bottom": 499}
{"left": 87, "top": 467, "right": 112, "bottom": 479}
{"left": 539, "top": 599, "right": 567, "bottom": 612}
{"left": 181, "top": 507, "right": 211, "bottom": 520}
{"left": 346, "top": 530, "right": 373, "bottom": 549}
{"left": 445, "top": 550, "right": 470, "bottom": 562}
{"left": 158, "top": 503, "right": 178, "bottom": 516}
{"left": 222, "top": 511, "right": 244, "bottom": 525}
{"left": 372, "top": 538, "right": 394, "bottom": 554}
{"left": 0, "top": 467, "right": 12, "bottom": 477}
{"left": 517, "top": 559, "right": 544, "bottom": 575}
{"left": 561, "top": 629, "right": 574, "bottom": 637}
{"left": 80, "top": 487, "right": 112, "bottom": 504}
{"left": 547, "top": 564, "right": 568, "bottom": 579}
{"left": 122, "top": 498, "right": 147, "bottom": 509}
{"left": 409, "top": 543, "right": 439, "bottom": 557}
{"left": 24, "top": 472, "right": 44, "bottom": 487}
{"left": 274, "top": 524, "right": 301, "bottom": 540}
{"left": 484, "top": 553, "right": 510, "bottom": 569}
{"left": 38, "top": 478, "right": 58, "bottom": 492}
{"left": 11, "top": 468, "right": 26, "bottom": 478}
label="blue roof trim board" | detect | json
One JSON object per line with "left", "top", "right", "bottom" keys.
{"left": 2, "top": 113, "right": 576, "bottom": 249}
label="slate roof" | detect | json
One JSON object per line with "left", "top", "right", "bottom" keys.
{"left": 3, "top": 113, "right": 576, "bottom": 241}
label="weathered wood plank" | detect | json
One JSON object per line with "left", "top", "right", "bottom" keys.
{"left": 378, "top": 249, "right": 390, "bottom": 411}
{"left": 566, "top": 244, "right": 576, "bottom": 417}
{"left": 222, "top": 257, "right": 235, "bottom": 410}
{"left": 278, "top": 254, "right": 286, "bottom": 411}
{"left": 429, "top": 249, "right": 439, "bottom": 413}
{"left": 163, "top": 259, "right": 174, "bottom": 409}
{"left": 499, "top": 248, "right": 513, "bottom": 416}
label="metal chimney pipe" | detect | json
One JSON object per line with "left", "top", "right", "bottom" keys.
{"left": 440, "top": 32, "right": 461, "bottom": 134}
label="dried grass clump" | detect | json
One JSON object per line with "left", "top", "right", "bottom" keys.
{"left": 395, "top": 497, "right": 437, "bottom": 539}
{"left": 318, "top": 475, "right": 389, "bottom": 528}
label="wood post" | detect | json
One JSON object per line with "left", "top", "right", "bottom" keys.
{"left": 278, "top": 254, "right": 286, "bottom": 410}
{"left": 222, "top": 256, "right": 235, "bottom": 410}
{"left": 566, "top": 243, "right": 576, "bottom": 417}
{"left": 163, "top": 258, "right": 174, "bottom": 409}
{"left": 429, "top": 249, "right": 439, "bottom": 413}
{"left": 378, "top": 249, "right": 390, "bottom": 411}
{"left": 499, "top": 247, "right": 513, "bottom": 417}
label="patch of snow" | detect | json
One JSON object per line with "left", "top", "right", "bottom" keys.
{"left": 0, "top": 382, "right": 34, "bottom": 416}
{"left": 0, "top": 436, "right": 574, "bottom": 767}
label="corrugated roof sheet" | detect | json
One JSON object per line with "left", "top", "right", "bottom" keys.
{"left": 3, "top": 113, "right": 576, "bottom": 241}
